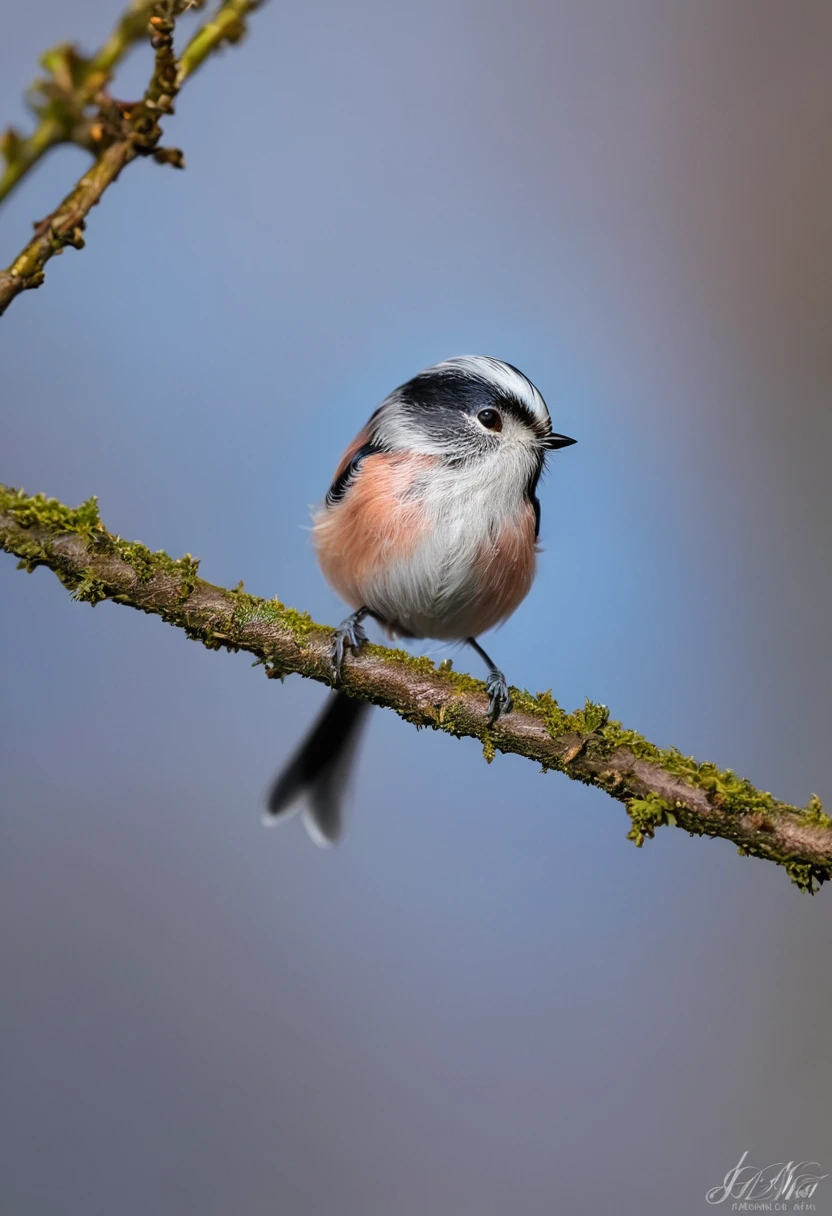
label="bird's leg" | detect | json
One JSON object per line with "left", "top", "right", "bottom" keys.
{"left": 331, "top": 606, "right": 370, "bottom": 682}
{"left": 467, "top": 637, "right": 512, "bottom": 721}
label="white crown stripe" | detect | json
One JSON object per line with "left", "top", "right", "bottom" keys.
{"left": 431, "top": 356, "right": 550, "bottom": 424}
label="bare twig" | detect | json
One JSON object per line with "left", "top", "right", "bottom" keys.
{"left": 177, "top": 0, "right": 262, "bottom": 84}
{"left": 0, "top": 0, "right": 265, "bottom": 316}
{"left": 0, "top": 1, "right": 163, "bottom": 204}
{"left": 0, "top": 139, "right": 136, "bottom": 310}
{"left": 1, "top": 483, "right": 830, "bottom": 892}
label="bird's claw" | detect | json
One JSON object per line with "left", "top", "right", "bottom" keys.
{"left": 486, "top": 669, "right": 512, "bottom": 721}
{"left": 330, "top": 613, "right": 368, "bottom": 683}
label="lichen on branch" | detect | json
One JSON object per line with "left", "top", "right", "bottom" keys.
{"left": 1, "top": 482, "right": 830, "bottom": 893}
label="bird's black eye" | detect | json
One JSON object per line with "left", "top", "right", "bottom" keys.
{"left": 477, "top": 408, "right": 502, "bottom": 432}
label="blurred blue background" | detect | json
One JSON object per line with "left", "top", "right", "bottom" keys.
{"left": 2, "top": 2, "right": 831, "bottom": 1213}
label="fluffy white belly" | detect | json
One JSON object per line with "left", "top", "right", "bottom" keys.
{"left": 362, "top": 468, "right": 534, "bottom": 640}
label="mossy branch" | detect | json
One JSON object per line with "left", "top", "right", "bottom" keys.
{"left": 0, "top": 0, "right": 265, "bottom": 316}
{"left": 1, "top": 484, "right": 830, "bottom": 893}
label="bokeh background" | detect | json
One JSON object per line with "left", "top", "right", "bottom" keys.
{"left": 2, "top": 2, "right": 831, "bottom": 1213}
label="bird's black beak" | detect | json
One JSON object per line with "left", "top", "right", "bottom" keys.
{"left": 544, "top": 432, "right": 577, "bottom": 450}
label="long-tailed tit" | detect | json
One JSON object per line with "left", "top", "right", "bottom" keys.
{"left": 265, "top": 356, "right": 575, "bottom": 845}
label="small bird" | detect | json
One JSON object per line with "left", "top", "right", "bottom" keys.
{"left": 265, "top": 356, "right": 576, "bottom": 845}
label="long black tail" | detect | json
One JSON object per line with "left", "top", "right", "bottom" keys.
{"left": 265, "top": 691, "right": 371, "bottom": 846}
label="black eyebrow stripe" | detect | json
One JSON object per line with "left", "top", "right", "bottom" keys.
{"left": 496, "top": 394, "right": 549, "bottom": 434}
{"left": 325, "top": 442, "right": 383, "bottom": 506}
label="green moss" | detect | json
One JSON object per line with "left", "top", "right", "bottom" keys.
{"left": 590, "top": 710, "right": 795, "bottom": 822}
{"left": 71, "top": 570, "right": 109, "bottom": 605}
{"left": 112, "top": 538, "right": 201, "bottom": 597}
{"left": 511, "top": 689, "right": 568, "bottom": 736}
{"left": 801, "top": 793, "right": 832, "bottom": 830}
{"left": 236, "top": 600, "right": 317, "bottom": 660}
{"left": 278, "top": 604, "right": 315, "bottom": 637}
{"left": 230, "top": 586, "right": 276, "bottom": 619}
{"left": 370, "top": 645, "right": 441, "bottom": 677}
{"left": 784, "top": 861, "right": 829, "bottom": 896}
{"left": 115, "top": 540, "right": 154, "bottom": 580}
{"left": 626, "top": 791, "right": 677, "bottom": 847}
{"left": 0, "top": 485, "right": 100, "bottom": 534}
{"left": 445, "top": 668, "right": 486, "bottom": 694}
{"left": 14, "top": 541, "right": 48, "bottom": 573}
{"left": 601, "top": 725, "right": 663, "bottom": 762}
{"left": 577, "top": 699, "right": 611, "bottom": 733}
{"left": 250, "top": 648, "right": 287, "bottom": 677}
{"left": 1, "top": 487, "right": 207, "bottom": 622}
{"left": 226, "top": 585, "right": 316, "bottom": 643}
{"left": 507, "top": 691, "right": 616, "bottom": 743}
{"left": 436, "top": 700, "right": 459, "bottom": 730}
{"left": 184, "top": 624, "right": 228, "bottom": 652}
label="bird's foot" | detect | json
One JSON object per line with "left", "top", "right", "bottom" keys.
{"left": 485, "top": 668, "right": 512, "bottom": 721}
{"left": 330, "top": 610, "right": 369, "bottom": 682}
